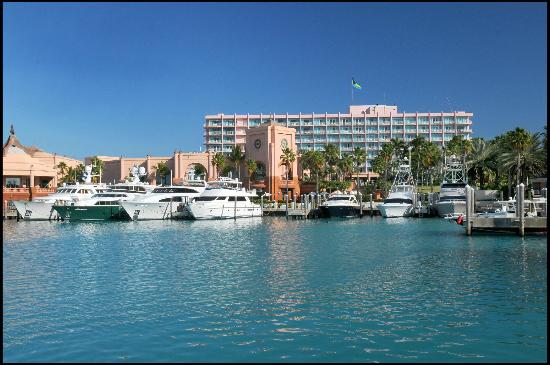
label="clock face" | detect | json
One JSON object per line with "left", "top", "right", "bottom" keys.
{"left": 281, "top": 138, "right": 288, "bottom": 149}
{"left": 254, "top": 139, "right": 261, "bottom": 149}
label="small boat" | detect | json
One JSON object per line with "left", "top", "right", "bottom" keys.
{"left": 184, "top": 177, "right": 261, "bottom": 220}
{"left": 319, "top": 193, "right": 361, "bottom": 218}
{"left": 377, "top": 156, "right": 416, "bottom": 218}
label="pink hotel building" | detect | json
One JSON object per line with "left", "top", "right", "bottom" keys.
{"left": 204, "top": 104, "right": 473, "bottom": 170}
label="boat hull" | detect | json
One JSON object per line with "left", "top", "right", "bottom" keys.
{"left": 187, "top": 204, "right": 262, "bottom": 220}
{"left": 53, "top": 205, "right": 126, "bottom": 221}
{"left": 435, "top": 201, "right": 466, "bottom": 217}
{"left": 377, "top": 203, "right": 414, "bottom": 218}
{"left": 120, "top": 201, "right": 191, "bottom": 220}
{"left": 12, "top": 201, "right": 57, "bottom": 220}
{"left": 319, "top": 205, "right": 360, "bottom": 218}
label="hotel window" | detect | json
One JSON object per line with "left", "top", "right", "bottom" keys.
{"left": 261, "top": 118, "right": 271, "bottom": 124}
{"left": 302, "top": 119, "right": 312, "bottom": 126}
{"left": 288, "top": 119, "right": 300, "bottom": 126}
{"left": 313, "top": 118, "right": 325, "bottom": 125}
{"left": 209, "top": 119, "right": 222, "bottom": 126}
{"left": 443, "top": 116, "right": 454, "bottom": 124}
{"left": 222, "top": 119, "right": 235, "bottom": 126}
{"left": 353, "top": 127, "right": 364, "bottom": 133}
{"left": 368, "top": 117, "right": 378, "bottom": 124}
{"left": 353, "top": 118, "right": 363, "bottom": 123}
{"left": 456, "top": 117, "right": 468, "bottom": 123}
{"left": 405, "top": 117, "right": 417, "bottom": 124}
{"left": 313, "top": 127, "right": 325, "bottom": 134}
{"left": 380, "top": 117, "right": 390, "bottom": 124}
{"left": 342, "top": 118, "right": 351, "bottom": 125}
{"left": 327, "top": 118, "right": 338, "bottom": 125}
{"left": 392, "top": 118, "right": 404, "bottom": 124}
{"left": 418, "top": 117, "right": 429, "bottom": 124}
{"left": 249, "top": 119, "right": 260, "bottom": 127}
{"left": 276, "top": 118, "right": 287, "bottom": 125}
{"left": 430, "top": 116, "right": 442, "bottom": 123}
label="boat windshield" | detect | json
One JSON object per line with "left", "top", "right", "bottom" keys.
{"left": 441, "top": 183, "right": 467, "bottom": 189}
{"left": 152, "top": 187, "right": 199, "bottom": 194}
{"left": 328, "top": 197, "right": 353, "bottom": 201}
{"left": 384, "top": 198, "right": 413, "bottom": 204}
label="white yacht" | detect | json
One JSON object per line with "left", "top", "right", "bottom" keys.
{"left": 12, "top": 165, "right": 108, "bottom": 220}
{"left": 184, "top": 177, "right": 261, "bottom": 220}
{"left": 377, "top": 157, "right": 416, "bottom": 218}
{"left": 319, "top": 193, "right": 361, "bottom": 218}
{"left": 435, "top": 155, "right": 468, "bottom": 217}
{"left": 120, "top": 180, "right": 207, "bottom": 220}
{"left": 52, "top": 165, "right": 155, "bottom": 221}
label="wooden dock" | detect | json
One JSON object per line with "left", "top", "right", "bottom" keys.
{"left": 464, "top": 184, "right": 547, "bottom": 236}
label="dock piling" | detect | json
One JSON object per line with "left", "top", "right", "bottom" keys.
{"left": 518, "top": 183, "right": 525, "bottom": 236}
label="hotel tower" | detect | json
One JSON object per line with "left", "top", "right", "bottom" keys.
{"left": 204, "top": 104, "right": 473, "bottom": 171}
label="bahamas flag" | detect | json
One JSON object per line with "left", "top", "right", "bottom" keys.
{"left": 352, "top": 78, "right": 362, "bottom": 90}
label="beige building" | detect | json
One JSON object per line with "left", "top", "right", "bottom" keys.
{"left": 85, "top": 151, "right": 216, "bottom": 185}
{"left": 3, "top": 126, "right": 83, "bottom": 203}
{"left": 244, "top": 123, "right": 300, "bottom": 200}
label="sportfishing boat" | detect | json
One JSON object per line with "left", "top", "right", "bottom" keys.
{"left": 435, "top": 154, "right": 468, "bottom": 217}
{"left": 120, "top": 180, "right": 208, "bottom": 220}
{"left": 53, "top": 165, "right": 154, "bottom": 221}
{"left": 12, "top": 165, "right": 108, "bottom": 220}
{"left": 184, "top": 177, "right": 261, "bottom": 220}
{"left": 377, "top": 156, "right": 416, "bottom": 218}
{"left": 319, "top": 193, "right": 361, "bottom": 218}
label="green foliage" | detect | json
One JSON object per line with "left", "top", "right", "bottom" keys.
{"left": 193, "top": 164, "right": 207, "bottom": 179}
{"left": 212, "top": 152, "right": 226, "bottom": 177}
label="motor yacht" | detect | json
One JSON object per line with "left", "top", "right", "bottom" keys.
{"left": 184, "top": 177, "right": 261, "bottom": 219}
{"left": 120, "top": 180, "right": 207, "bottom": 220}
{"left": 12, "top": 165, "right": 108, "bottom": 220}
{"left": 377, "top": 156, "right": 416, "bottom": 218}
{"left": 53, "top": 191, "right": 136, "bottom": 221}
{"left": 319, "top": 193, "right": 361, "bottom": 218}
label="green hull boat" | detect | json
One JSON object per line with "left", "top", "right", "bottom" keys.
{"left": 54, "top": 205, "right": 128, "bottom": 221}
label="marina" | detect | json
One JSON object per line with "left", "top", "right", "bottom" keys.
{"left": 3, "top": 3, "right": 547, "bottom": 363}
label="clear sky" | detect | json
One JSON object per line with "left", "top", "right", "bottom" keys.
{"left": 3, "top": 2, "right": 547, "bottom": 160}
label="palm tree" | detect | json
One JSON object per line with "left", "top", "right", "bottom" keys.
{"left": 228, "top": 145, "right": 245, "bottom": 180}
{"left": 212, "top": 152, "right": 226, "bottom": 178}
{"left": 193, "top": 164, "right": 207, "bottom": 180}
{"left": 90, "top": 156, "right": 104, "bottom": 183}
{"left": 503, "top": 127, "right": 534, "bottom": 188}
{"left": 56, "top": 161, "right": 68, "bottom": 185}
{"left": 465, "top": 138, "right": 497, "bottom": 189}
{"left": 246, "top": 159, "right": 257, "bottom": 191}
{"left": 420, "top": 142, "right": 441, "bottom": 191}
{"left": 352, "top": 146, "right": 367, "bottom": 190}
{"left": 280, "top": 146, "right": 297, "bottom": 203}
{"left": 337, "top": 154, "right": 354, "bottom": 183}
{"left": 154, "top": 161, "right": 170, "bottom": 185}
{"left": 322, "top": 144, "right": 339, "bottom": 181}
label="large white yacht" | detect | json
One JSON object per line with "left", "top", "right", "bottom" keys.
{"left": 53, "top": 191, "right": 136, "bottom": 221}
{"left": 52, "top": 165, "right": 155, "bottom": 221}
{"left": 319, "top": 193, "right": 361, "bottom": 218}
{"left": 435, "top": 155, "right": 468, "bottom": 218}
{"left": 120, "top": 180, "right": 208, "bottom": 220}
{"left": 12, "top": 165, "right": 108, "bottom": 220}
{"left": 184, "top": 177, "right": 261, "bottom": 220}
{"left": 377, "top": 157, "right": 416, "bottom": 218}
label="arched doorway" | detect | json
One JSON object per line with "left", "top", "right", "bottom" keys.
{"left": 186, "top": 163, "right": 208, "bottom": 181}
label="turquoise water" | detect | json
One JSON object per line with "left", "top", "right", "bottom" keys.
{"left": 3, "top": 217, "right": 547, "bottom": 362}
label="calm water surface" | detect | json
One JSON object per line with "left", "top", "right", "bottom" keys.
{"left": 3, "top": 217, "right": 547, "bottom": 362}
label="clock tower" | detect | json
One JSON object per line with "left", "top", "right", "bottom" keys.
{"left": 244, "top": 122, "right": 300, "bottom": 201}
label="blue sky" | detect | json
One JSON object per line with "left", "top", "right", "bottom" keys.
{"left": 3, "top": 2, "right": 547, "bottom": 160}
